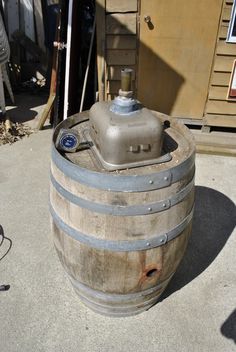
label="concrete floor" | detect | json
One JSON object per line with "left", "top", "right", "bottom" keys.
{"left": 0, "top": 125, "right": 236, "bottom": 352}
{"left": 5, "top": 92, "right": 47, "bottom": 128}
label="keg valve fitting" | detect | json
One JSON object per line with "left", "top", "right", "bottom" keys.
{"left": 120, "top": 68, "right": 133, "bottom": 97}
{"left": 110, "top": 68, "right": 138, "bottom": 115}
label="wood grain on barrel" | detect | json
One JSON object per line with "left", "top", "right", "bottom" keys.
{"left": 50, "top": 113, "right": 195, "bottom": 315}
{"left": 52, "top": 222, "right": 192, "bottom": 294}
{"left": 50, "top": 184, "right": 194, "bottom": 240}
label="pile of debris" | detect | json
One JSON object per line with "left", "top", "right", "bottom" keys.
{"left": 0, "top": 120, "right": 33, "bottom": 146}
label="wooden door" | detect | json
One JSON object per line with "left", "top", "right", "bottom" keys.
{"left": 138, "top": 0, "right": 223, "bottom": 119}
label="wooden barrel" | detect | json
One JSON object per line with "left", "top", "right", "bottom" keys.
{"left": 50, "top": 111, "right": 195, "bottom": 317}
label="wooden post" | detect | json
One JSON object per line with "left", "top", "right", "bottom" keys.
{"left": 37, "top": 13, "right": 59, "bottom": 130}
{"left": 36, "top": 43, "right": 57, "bottom": 129}
{"left": 36, "top": 94, "right": 55, "bottom": 130}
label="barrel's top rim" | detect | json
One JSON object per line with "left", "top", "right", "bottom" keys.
{"left": 51, "top": 111, "right": 195, "bottom": 192}
{"left": 52, "top": 111, "right": 195, "bottom": 174}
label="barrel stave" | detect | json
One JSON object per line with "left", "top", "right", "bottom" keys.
{"left": 52, "top": 221, "right": 192, "bottom": 294}
{"left": 50, "top": 114, "right": 195, "bottom": 316}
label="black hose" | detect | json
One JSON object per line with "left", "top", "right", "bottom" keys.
{"left": 0, "top": 224, "right": 12, "bottom": 261}
{"left": 0, "top": 225, "right": 12, "bottom": 291}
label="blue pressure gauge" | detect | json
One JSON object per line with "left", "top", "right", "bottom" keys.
{"left": 56, "top": 129, "right": 80, "bottom": 152}
{"left": 60, "top": 134, "right": 78, "bottom": 150}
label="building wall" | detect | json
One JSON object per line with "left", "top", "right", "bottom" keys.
{"left": 97, "top": 0, "right": 236, "bottom": 128}
{"left": 205, "top": 0, "right": 236, "bottom": 127}
{"left": 96, "top": 0, "right": 138, "bottom": 101}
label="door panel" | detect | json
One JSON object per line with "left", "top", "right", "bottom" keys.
{"left": 138, "top": 0, "right": 223, "bottom": 118}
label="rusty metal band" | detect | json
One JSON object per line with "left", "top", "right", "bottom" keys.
{"left": 50, "top": 204, "right": 194, "bottom": 251}
{"left": 51, "top": 144, "right": 195, "bottom": 192}
{"left": 50, "top": 172, "right": 194, "bottom": 216}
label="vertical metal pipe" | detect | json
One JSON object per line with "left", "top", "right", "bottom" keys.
{"left": 79, "top": 14, "right": 96, "bottom": 113}
{"left": 121, "top": 68, "right": 133, "bottom": 92}
{"left": 63, "top": 0, "right": 73, "bottom": 120}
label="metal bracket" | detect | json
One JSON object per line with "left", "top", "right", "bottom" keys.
{"left": 51, "top": 172, "right": 194, "bottom": 216}
{"left": 50, "top": 204, "right": 194, "bottom": 252}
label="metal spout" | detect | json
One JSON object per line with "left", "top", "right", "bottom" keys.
{"left": 121, "top": 68, "right": 133, "bottom": 93}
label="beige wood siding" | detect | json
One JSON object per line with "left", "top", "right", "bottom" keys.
{"left": 137, "top": 0, "right": 222, "bottom": 119}
{"left": 96, "top": 1, "right": 138, "bottom": 101}
{"left": 205, "top": 0, "right": 236, "bottom": 127}
{"left": 96, "top": 0, "right": 236, "bottom": 128}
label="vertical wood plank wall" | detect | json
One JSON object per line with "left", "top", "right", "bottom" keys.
{"left": 3, "top": 0, "right": 45, "bottom": 51}
{"left": 204, "top": 0, "right": 236, "bottom": 127}
{"left": 96, "top": 0, "right": 236, "bottom": 128}
{"left": 19, "top": 0, "right": 35, "bottom": 42}
{"left": 33, "top": 0, "right": 46, "bottom": 53}
{"left": 3, "top": 0, "right": 20, "bottom": 40}
{"left": 96, "top": 0, "right": 138, "bottom": 101}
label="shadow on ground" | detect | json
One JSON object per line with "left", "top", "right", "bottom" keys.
{"left": 161, "top": 186, "right": 236, "bottom": 300}
{"left": 6, "top": 93, "right": 47, "bottom": 123}
{"left": 221, "top": 309, "right": 236, "bottom": 344}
